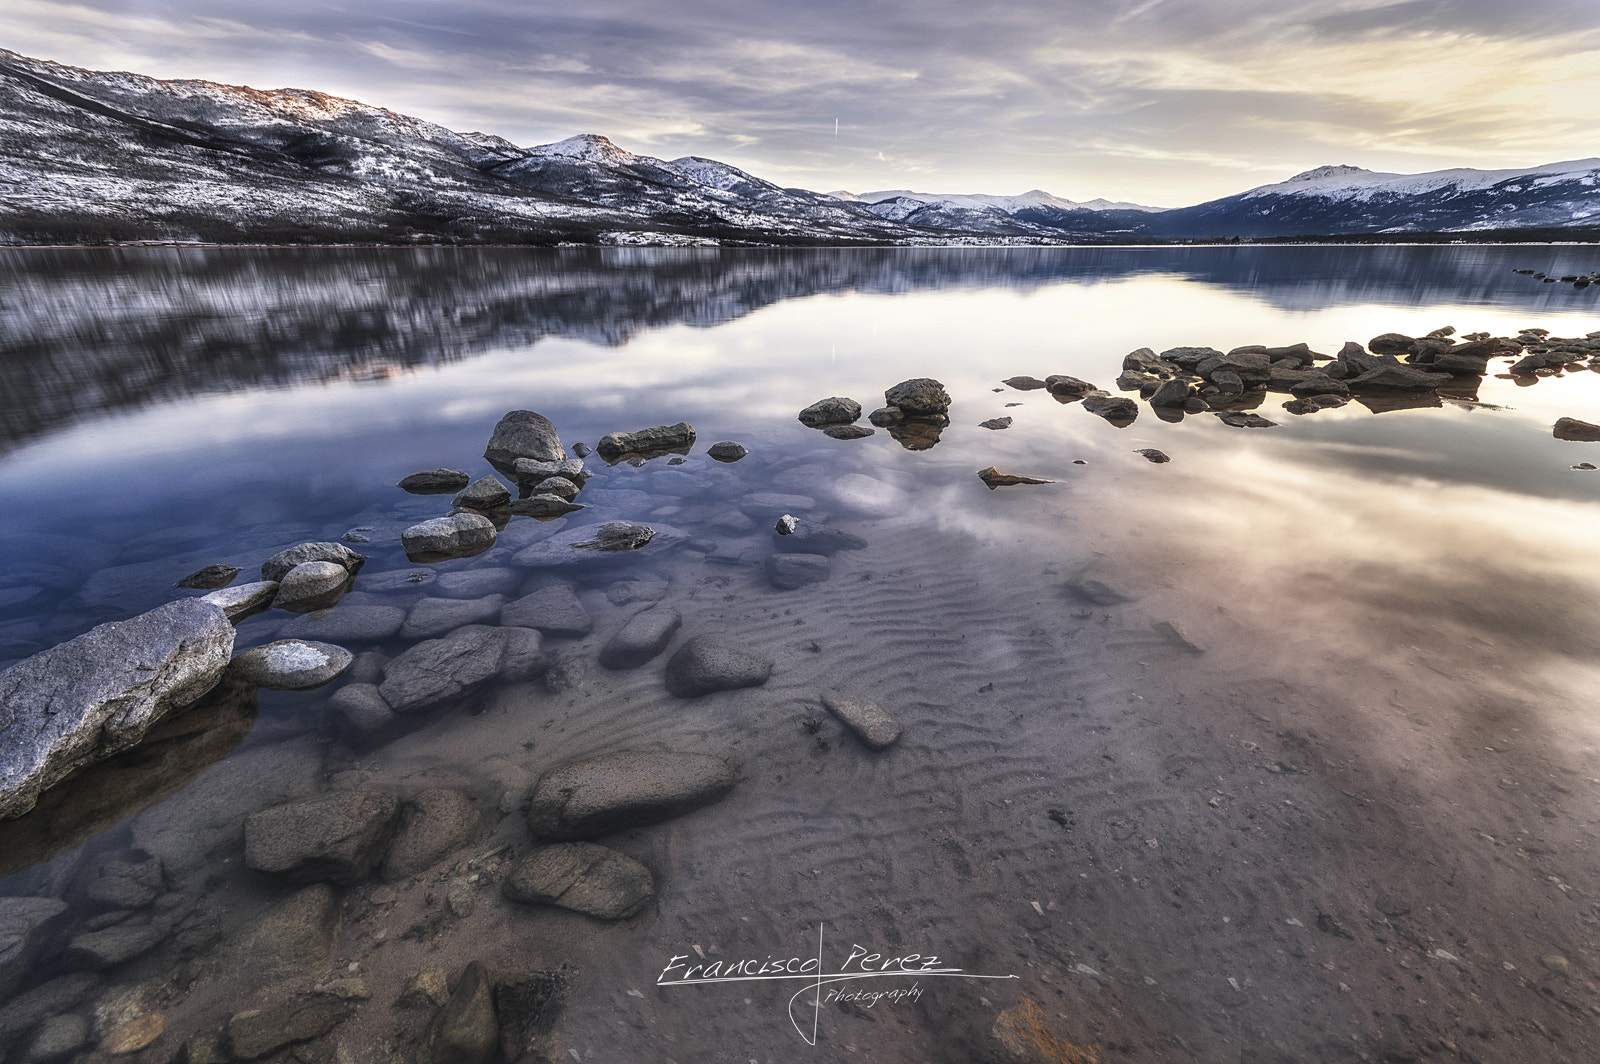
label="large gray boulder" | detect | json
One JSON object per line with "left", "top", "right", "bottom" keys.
{"left": 378, "top": 626, "right": 511, "bottom": 712}
{"left": 797, "top": 397, "right": 862, "bottom": 427}
{"left": 595, "top": 423, "right": 695, "bottom": 460}
{"left": 663, "top": 637, "right": 773, "bottom": 697}
{"left": 503, "top": 843, "right": 653, "bottom": 920}
{"left": 485, "top": 410, "right": 565, "bottom": 474}
{"left": 227, "top": 640, "right": 352, "bottom": 690}
{"left": 402, "top": 514, "right": 497, "bottom": 556}
{"left": 526, "top": 750, "right": 737, "bottom": 840}
{"left": 0, "top": 599, "right": 233, "bottom": 820}
{"left": 884, "top": 378, "right": 951, "bottom": 416}
{"left": 261, "top": 542, "right": 366, "bottom": 584}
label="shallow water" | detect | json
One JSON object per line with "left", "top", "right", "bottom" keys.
{"left": 2, "top": 246, "right": 1600, "bottom": 1063}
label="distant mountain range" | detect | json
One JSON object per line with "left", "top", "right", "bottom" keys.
{"left": 3, "top": 48, "right": 1598, "bottom": 246}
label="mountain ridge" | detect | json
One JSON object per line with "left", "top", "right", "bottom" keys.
{"left": 3, "top": 48, "right": 1598, "bottom": 245}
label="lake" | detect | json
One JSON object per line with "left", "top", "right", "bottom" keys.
{"left": 2, "top": 245, "right": 1599, "bottom": 1063}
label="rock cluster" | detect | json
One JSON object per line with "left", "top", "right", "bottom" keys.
{"left": 869, "top": 377, "right": 952, "bottom": 450}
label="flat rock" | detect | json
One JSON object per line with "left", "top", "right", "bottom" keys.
{"left": 509, "top": 457, "right": 587, "bottom": 485}
{"left": 822, "top": 424, "right": 875, "bottom": 439}
{"left": 244, "top": 790, "right": 401, "bottom": 884}
{"left": 485, "top": 410, "right": 565, "bottom": 473}
{"left": 1002, "top": 376, "right": 1048, "bottom": 390}
{"left": 766, "top": 553, "right": 831, "bottom": 590}
{"left": 1214, "top": 411, "right": 1278, "bottom": 428}
{"left": 453, "top": 476, "right": 512, "bottom": 512}
{"left": 62, "top": 921, "right": 169, "bottom": 969}
{"left": 434, "top": 567, "right": 522, "bottom": 599}
{"left": 707, "top": 441, "right": 747, "bottom": 462}
{"left": 530, "top": 476, "right": 580, "bottom": 500}
{"left": 399, "top": 469, "right": 471, "bottom": 494}
{"left": 176, "top": 564, "right": 240, "bottom": 590}
{"left": 664, "top": 637, "right": 773, "bottom": 698}
{"left": 278, "top": 604, "right": 406, "bottom": 644}
{"left": 499, "top": 626, "right": 550, "bottom": 682}
{"left": 503, "top": 843, "right": 653, "bottom": 920}
{"left": 884, "top": 378, "right": 951, "bottom": 416}
{"left": 606, "top": 578, "right": 669, "bottom": 606}
{"left": 1554, "top": 416, "right": 1600, "bottom": 441}
{"left": 510, "top": 524, "right": 686, "bottom": 568}
{"left": 200, "top": 580, "right": 279, "bottom": 622}
{"left": 225, "top": 995, "right": 357, "bottom": 1060}
{"left": 0, "top": 598, "right": 233, "bottom": 820}
{"left": 84, "top": 852, "right": 164, "bottom": 909}
{"left": 0, "top": 897, "right": 70, "bottom": 998}
{"left": 526, "top": 750, "right": 737, "bottom": 839}
{"left": 798, "top": 397, "right": 863, "bottom": 426}
{"left": 0, "top": 973, "right": 100, "bottom": 1040}
{"left": 426, "top": 961, "right": 498, "bottom": 1064}
{"left": 979, "top": 417, "right": 1013, "bottom": 430}
{"left": 596, "top": 423, "right": 695, "bottom": 460}
{"left": 402, "top": 595, "right": 508, "bottom": 640}
{"left": 261, "top": 543, "right": 366, "bottom": 584}
{"left": 229, "top": 883, "right": 340, "bottom": 981}
{"left": 383, "top": 789, "right": 481, "bottom": 881}
{"left": 1135, "top": 448, "right": 1171, "bottom": 464}
{"left": 821, "top": 692, "right": 903, "bottom": 750}
{"left": 977, "top": 466, "right": 1052, "bottom": 489}
{"left": 1081, "top": 391, "right": 1139, "bottom": 424}
{"left": 271, "top": 561, "right": 352, "bottom": 613}
{"left": 506, "top": 494, "right": 584, "bottom": 518}
{"left": 402, "top": 514, "right": 497, "bottom": 556}
{"left": 379, "top": 625, "right": 510, "bottom": 712}
{"left": 23, "top": 1013, "right": 89, "bottom": 1060}
{"left": 228, "top": 640, "right": 352, "bottom": 690}
{"left": 598, "top": 606, "right": 682, "bottom": 669}
{"left": 1045, "top": 374, "right": 1096, "bottom": 397}
{"left": 501, "top": 583, "right": 591, "bottom": 636}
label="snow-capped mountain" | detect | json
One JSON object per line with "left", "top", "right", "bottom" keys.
{"left": 1153, "top": 160, "right": 1600, "bottom": 237}
{"left": 2, "top": 47, "right": 1598, "bottom": 245}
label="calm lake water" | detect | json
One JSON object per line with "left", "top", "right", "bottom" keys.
{"left": 3, "top": 246, "right": 1600, "bottom": 1063}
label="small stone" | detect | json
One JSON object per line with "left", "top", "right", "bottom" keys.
{"left": 1541, "top": 953, "right": 1571, "bottom": 975}
{"left": 822, "top": 425, "right": 874, "bottom": 440}
{"left": 427, "top": 961, "right": 498, "bottom": 1064}
{"left": 571, "top": 522, "right": 655, "bottom": 552}
{"left": 531, "top": 477, "right": 579, "bottom": 500}
{"left": 884, "top": 378, "right": 951, "bottom": 416}
{"left": 1374, "top": 893, "right": 1411, "bottom": 917}
{"left": 399, "top": 967, "right": 451, "bottom": 1009}
{"left": 1573, "top": 463, "right": 1598, "bottom": 471}
{"left": 572, "top": 442, "right": 592, "bottom": 458}
{"left": 1152, "top": 620, "right": 1203, "bottom": 654}
{"left": 505, "top": 494, "right": 583, "bottom": 518}
{"left": 401, "top": 514, "right": 497, "bottom": 556}
{"left": 1044, "top": 374, "right": 1096, "bottom": 397}
{"left": 1554, "top": 417, "right": 1600, "bottom": 441}
{"left": 707, "top": 441, "right": 748, "bottom": 462}
{"left": 1214, "top": 411, "right": 1277, "bottom": 428}
{"left": 977, "top": 466, "right": 1053, "bottom": 489}
{"left": 503, "top": 843, "right": 653, "bottom": 920}
{"left": 1081, "top": 391, "right": 1139, "bottom": 424}
{"left": 663, "top": 637, "right": 773, "bottom": 698}
{"left": 1135, "top": 448, "right": 1171, "bottom": 463}
{"left": 102, "top": 1012, "right": 164, "bottom": 1054}
{"left": 979, "top": 417, "right": 1013, "bottom": 430}
{"left": 176, "top": 564, "right": 240, "bottom": 590}
{"left": 453, "top": 476, "right": 512, "bottom": 512}
{"left": 798, "top": 397, "right": 863, "bottom": 426}
{"left": 820, "top": 692, "right": 902, "bottom": 750}
{"left": 775, "top": 514, "right": 797, "bottom": 535}
{"left": 598, "top": 606, "right": 682, "bottom": 670}
{"left": 271, "top": 561, "right": 352, "bottom": 613}
{"left": 399, "top": 469, "right": 471, "bottom": 494}
{"left": 379, "top": 625, "right": 511, "bottom": 712}
{"left": 228, "top": 639, "right": 353, "bottom": 690}
{"left": 1002, "top": 376, "right": 1047, "bottom": 390}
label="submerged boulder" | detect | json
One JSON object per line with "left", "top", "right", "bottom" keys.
{"left": 526, "top": 750, "right": 737, "bottom": 839}
{"left": 228, "top": 639, "right": 353, "bottom": 690}
{"left": 663, "top": 637, "right": 773, "bottom": 697}
{"left": 243, "top": 790, "right": 401, "bottom": 884}
{"left": 0, "top": 599, "right": 234, "bottom": 820}
{"left": 503, "top": 843, "right": 653, "bottom": 920}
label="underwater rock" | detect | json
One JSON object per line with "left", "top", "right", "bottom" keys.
{"left": 228, "top": 639, "right": 353, "bottom": 690}
{"left": 503, "top": 844, "right": 653, "bottom": 920}
{"left": 664, "top": 637, "right": 773, "bottom": 698}
{"left": 821, "top": 692, "right": 903, "bottom": 750}
{"left": 244, "top": 790, "right": 401, "bottom": 884}
{"left": 598, "top": 606, "right": 682, "bottom": 670}
{"left": 176, "top": 564, "right": 240, "bottom": 590}
{"left": 399, "top": 469, "right": 471, "bottom": 494}
{"left": 526, "top": 750, "right": 737, "bottom": 839}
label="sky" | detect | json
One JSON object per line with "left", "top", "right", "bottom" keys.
{"left": 5, "top": 0, "right": 1600, "bottom": 206}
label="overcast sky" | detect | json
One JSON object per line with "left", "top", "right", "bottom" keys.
{"left": 7, "top": 0, "right": 1600, "bottom": 205}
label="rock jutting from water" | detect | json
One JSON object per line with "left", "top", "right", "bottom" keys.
{"left": 571, "top": 522, "right": 655, "bottom": 552}
{"left": 399, "top": 469, "right": 471, "bottom": 494}
{"left": 261, "top": 542, "right": 367, "bottom": 583}
{"left": 227, "top": 639, "right": 353, "bottom": 690}
{"left": 485, "top": 410, "right": 565, "bottom": 476}
{"left": 401, "top": 513, "right": 497, "bottom": 556}
{"left": 176, "top": 564, "right": 240, "bottom": 590}
{"left": 1554, "top": 417, "right": 1600, "bottom": 441}
{"left": 977, "top": 467, "right": 1054, "bottom": 489}
{"left": 707, "top": 441, "right": 747, "bottom": 462}
{"left": 979, "top": 417, "right": 1013, "bottom": 430}
{"left": 0, "top": 598, "right": 234, "bottom": 820}
{"left": 823, "top": 424, "right": 875, "bottom": 440}
{"left": 271, "top": 561, "right": 354, "bottom": 613}
{"left": 453, "top": 475, "right": 512, "bottom": 512}
{"left": 201, "top": 580, "right": 279, "bottom": 622}
{"left": 595, "top": 422, "right": 696, "bottom": 460}
{"left": 798, "top": 397, "right": 863, "bottom": 426}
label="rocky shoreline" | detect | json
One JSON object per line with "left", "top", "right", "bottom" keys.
{"left": 1, "top": 328, "right": 1596, "bottom": 1063}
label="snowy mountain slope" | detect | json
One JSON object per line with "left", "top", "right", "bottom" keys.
{"left": 2, "top": 47, "right": 1599, "bottom": 245}
{"left": 1154, "top": 160, "right": 1600, "bottom": 237}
